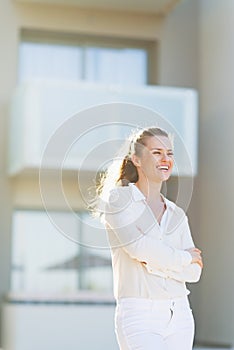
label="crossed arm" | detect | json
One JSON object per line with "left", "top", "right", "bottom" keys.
{"left": 105, "top": 199, "right": 202, "bottom": 283}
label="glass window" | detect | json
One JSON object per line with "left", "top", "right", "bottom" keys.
{"left": 84, "top": 47, "right": 147, "bottom": 85}
{"left": 11, "top": 210, "right": 112, "bottom": 294}
{"left": 18, "top": 35, "right": 149, "bottom": 85}
{"left": 18, "top": 42, "right": 83, "bottom": 82}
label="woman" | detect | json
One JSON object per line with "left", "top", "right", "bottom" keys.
{"left": 96, "top": 126, "right": 203, "bottom": 350}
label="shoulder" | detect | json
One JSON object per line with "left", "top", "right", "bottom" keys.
{"left": 165, "top": 197, "right": 187, "bottom": 221}
{"left": 106, "top": 186, "right": 133, "bottom": 209}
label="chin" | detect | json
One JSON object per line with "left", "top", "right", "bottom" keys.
{"left": 161, "top": 173, "right": 171, "bottom": 182}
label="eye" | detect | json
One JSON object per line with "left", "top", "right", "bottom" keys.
{"left": 168, "top": 152, "right": 174, "bottom": 156}
{"left": 152, "top": 151, "right": 161, "bottom": 155}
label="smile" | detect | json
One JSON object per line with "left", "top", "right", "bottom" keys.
{"left": 157, "top": 165, "right": 170, "bottom": 171}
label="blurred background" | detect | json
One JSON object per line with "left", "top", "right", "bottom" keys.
{"left": 0, "top": 0, "right": 233, "bottom": 349}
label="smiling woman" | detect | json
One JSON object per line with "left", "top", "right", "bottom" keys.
{"left": 93, "top": 126, "right": 203, "bottom": 350}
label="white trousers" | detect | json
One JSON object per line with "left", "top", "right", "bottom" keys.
{"left": 115, "top": 296, "right": 195, "bottom": 350}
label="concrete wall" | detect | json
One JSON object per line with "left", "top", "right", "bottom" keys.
{"left": 197, "top": 0, "right": 234, "bottom": 345}
{"left": 159, "top": 0, "right": 201, "bottom": 341}
{"left": 2, "top": 303, "right": 118, "bottom": 350}
{"left": 0, "top": 0, "right": 163, "bottom": 346}
{"left": 1, "top": 0, "right": 233, "bottom": 347}
{"left": 160, "top": 0, "right": 199, "bottom": 88}
{"left": 0, "top": 1, "right": 18, "bottom": 342}
{"left": 161, "top": 0, "right": 234, "bottom": 346}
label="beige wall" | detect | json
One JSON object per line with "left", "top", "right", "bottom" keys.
{"left": 0, "top": 0, "right": 163, "bottom": 212}
{"left": 164, "top": 0, "right": 234, "bottom": 346}
{"left": 159, "top": 0, "right": 199, "bottom": 88}
{"left": 159, "top": 0, "right": 202, "bottom": 342}
{"left": 0, "top": 0, "right": 164, "bottom": 346}
{"left": 0, "top": 1, "right": 18, "bottom": 339}
{"left": 1, "top": 0, "right": 233, "bottom": 347}
{"left": 160, "top": 0, "right": 234, "bottom": 346}
{"left": 197, "top": 0, "right": 234, "bottom": 345}
{"left": 15, "top": 3, "right": 163, "bottom": 40}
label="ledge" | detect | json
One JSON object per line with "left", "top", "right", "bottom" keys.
{"left": 5, "top": 292, "right": 116, "bottom": 305}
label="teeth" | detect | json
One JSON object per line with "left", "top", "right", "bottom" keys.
{"left": 158, "top": 165, "right": 169, "bottom": 170}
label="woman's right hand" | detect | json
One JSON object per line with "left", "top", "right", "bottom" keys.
{"left": 186, "top": 247, "right": 203, "bottom": 268}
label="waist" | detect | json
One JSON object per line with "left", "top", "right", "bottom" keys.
{"left": 117, "top": 295, "right": 190, "bottom": 308}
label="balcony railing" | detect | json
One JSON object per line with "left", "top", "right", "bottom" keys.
{"left": 8, "top": 80, "right": 198, "bottom": 177}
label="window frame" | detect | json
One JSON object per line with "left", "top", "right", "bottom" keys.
{"left": 20, "top": 28, "right": 158, "bottom": 84}
{"left": 11, "top": 207, "right": 113, "bottom": 294}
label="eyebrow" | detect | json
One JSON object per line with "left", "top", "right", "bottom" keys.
{"left": 150, "top": 147, "right": 174, "bottom": 152}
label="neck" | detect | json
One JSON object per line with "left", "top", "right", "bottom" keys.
{"left": 135, "top": 178, "right": 163, "bottom": 204}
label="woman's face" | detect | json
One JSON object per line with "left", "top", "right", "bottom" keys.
{"left": 134, "top": 135, "right": 174, "bottom": 183}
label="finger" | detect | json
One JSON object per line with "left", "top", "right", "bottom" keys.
{"left": 196, "top": 260, "right": 203, "bottom": 268}
{"left": 198, "top": 258, "right": 203, "bottom": 268}
{"left": 194, "top": 248, "right": 202, "bottom": 253}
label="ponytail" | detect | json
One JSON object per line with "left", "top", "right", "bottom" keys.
{"left": 117, "top": 156, "right": 138, "bottom": 186}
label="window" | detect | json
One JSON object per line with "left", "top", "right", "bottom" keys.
{"left": 18, "top": 42, "right": 83, "bottom": 82}
{"left": 18, "top": 30, "right": 157, "bottom": 85}
{"left": 11, "top": 210, "right": 112, "bottom": 294}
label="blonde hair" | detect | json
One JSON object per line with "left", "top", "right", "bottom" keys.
{"left": 90, "top": 126, "right": 171, "bottom": 217}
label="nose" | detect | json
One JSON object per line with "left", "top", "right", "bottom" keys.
{"left": 161, "top": 152, "right": 170, "bottom": 161}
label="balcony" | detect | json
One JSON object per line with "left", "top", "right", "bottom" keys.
{"left": 8, "top": 80, "right": 198, "bottom": 178}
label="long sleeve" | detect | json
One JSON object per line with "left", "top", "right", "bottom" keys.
{"left": 105, "top": 189, "right": 192, "bottom": 273}
{"left": 161, "top": 216, "right": 202, "bottom": 283}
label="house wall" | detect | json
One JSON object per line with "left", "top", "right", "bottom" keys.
{"left": 1, "top": 0, "right": 233, "bottom": 346}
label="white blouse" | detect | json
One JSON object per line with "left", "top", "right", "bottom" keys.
{"left": 104, "top": 183, "right": 202, "bottom": 300}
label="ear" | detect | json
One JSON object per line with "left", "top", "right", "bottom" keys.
{"left": 131, "top": 154, "right": 141, "bottom": 167}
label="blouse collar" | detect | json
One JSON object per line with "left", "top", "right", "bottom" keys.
{"left": 128, "top": 182, "right": 176, "bottom": 211}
